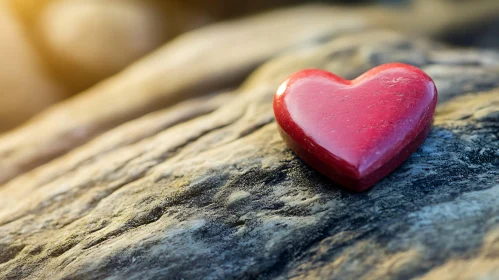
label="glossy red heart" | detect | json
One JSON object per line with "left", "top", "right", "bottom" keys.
{"left": 274, "top": 63, "right": 437, "bottom": 192}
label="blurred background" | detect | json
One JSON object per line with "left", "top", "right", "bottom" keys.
{"left": 0, "top": 0, "right": 498, "bottom": 134}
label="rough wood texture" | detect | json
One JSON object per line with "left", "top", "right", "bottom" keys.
{"left": 0, "top": 5, "right": 499, "bottom": 280}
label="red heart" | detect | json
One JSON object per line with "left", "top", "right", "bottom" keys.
{"left": 273, "top": 63, "right": 437, "bottom": 192}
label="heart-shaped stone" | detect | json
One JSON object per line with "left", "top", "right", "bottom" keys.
{"left": 274, "top": 63, "right": 437, "bottom": 192}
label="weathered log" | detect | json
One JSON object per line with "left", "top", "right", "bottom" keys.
{"left": 0, "top": 23, "right": 498, "bottom": 279}
{"left": 3, "top": 1, "right": 499, "bottom": 186}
